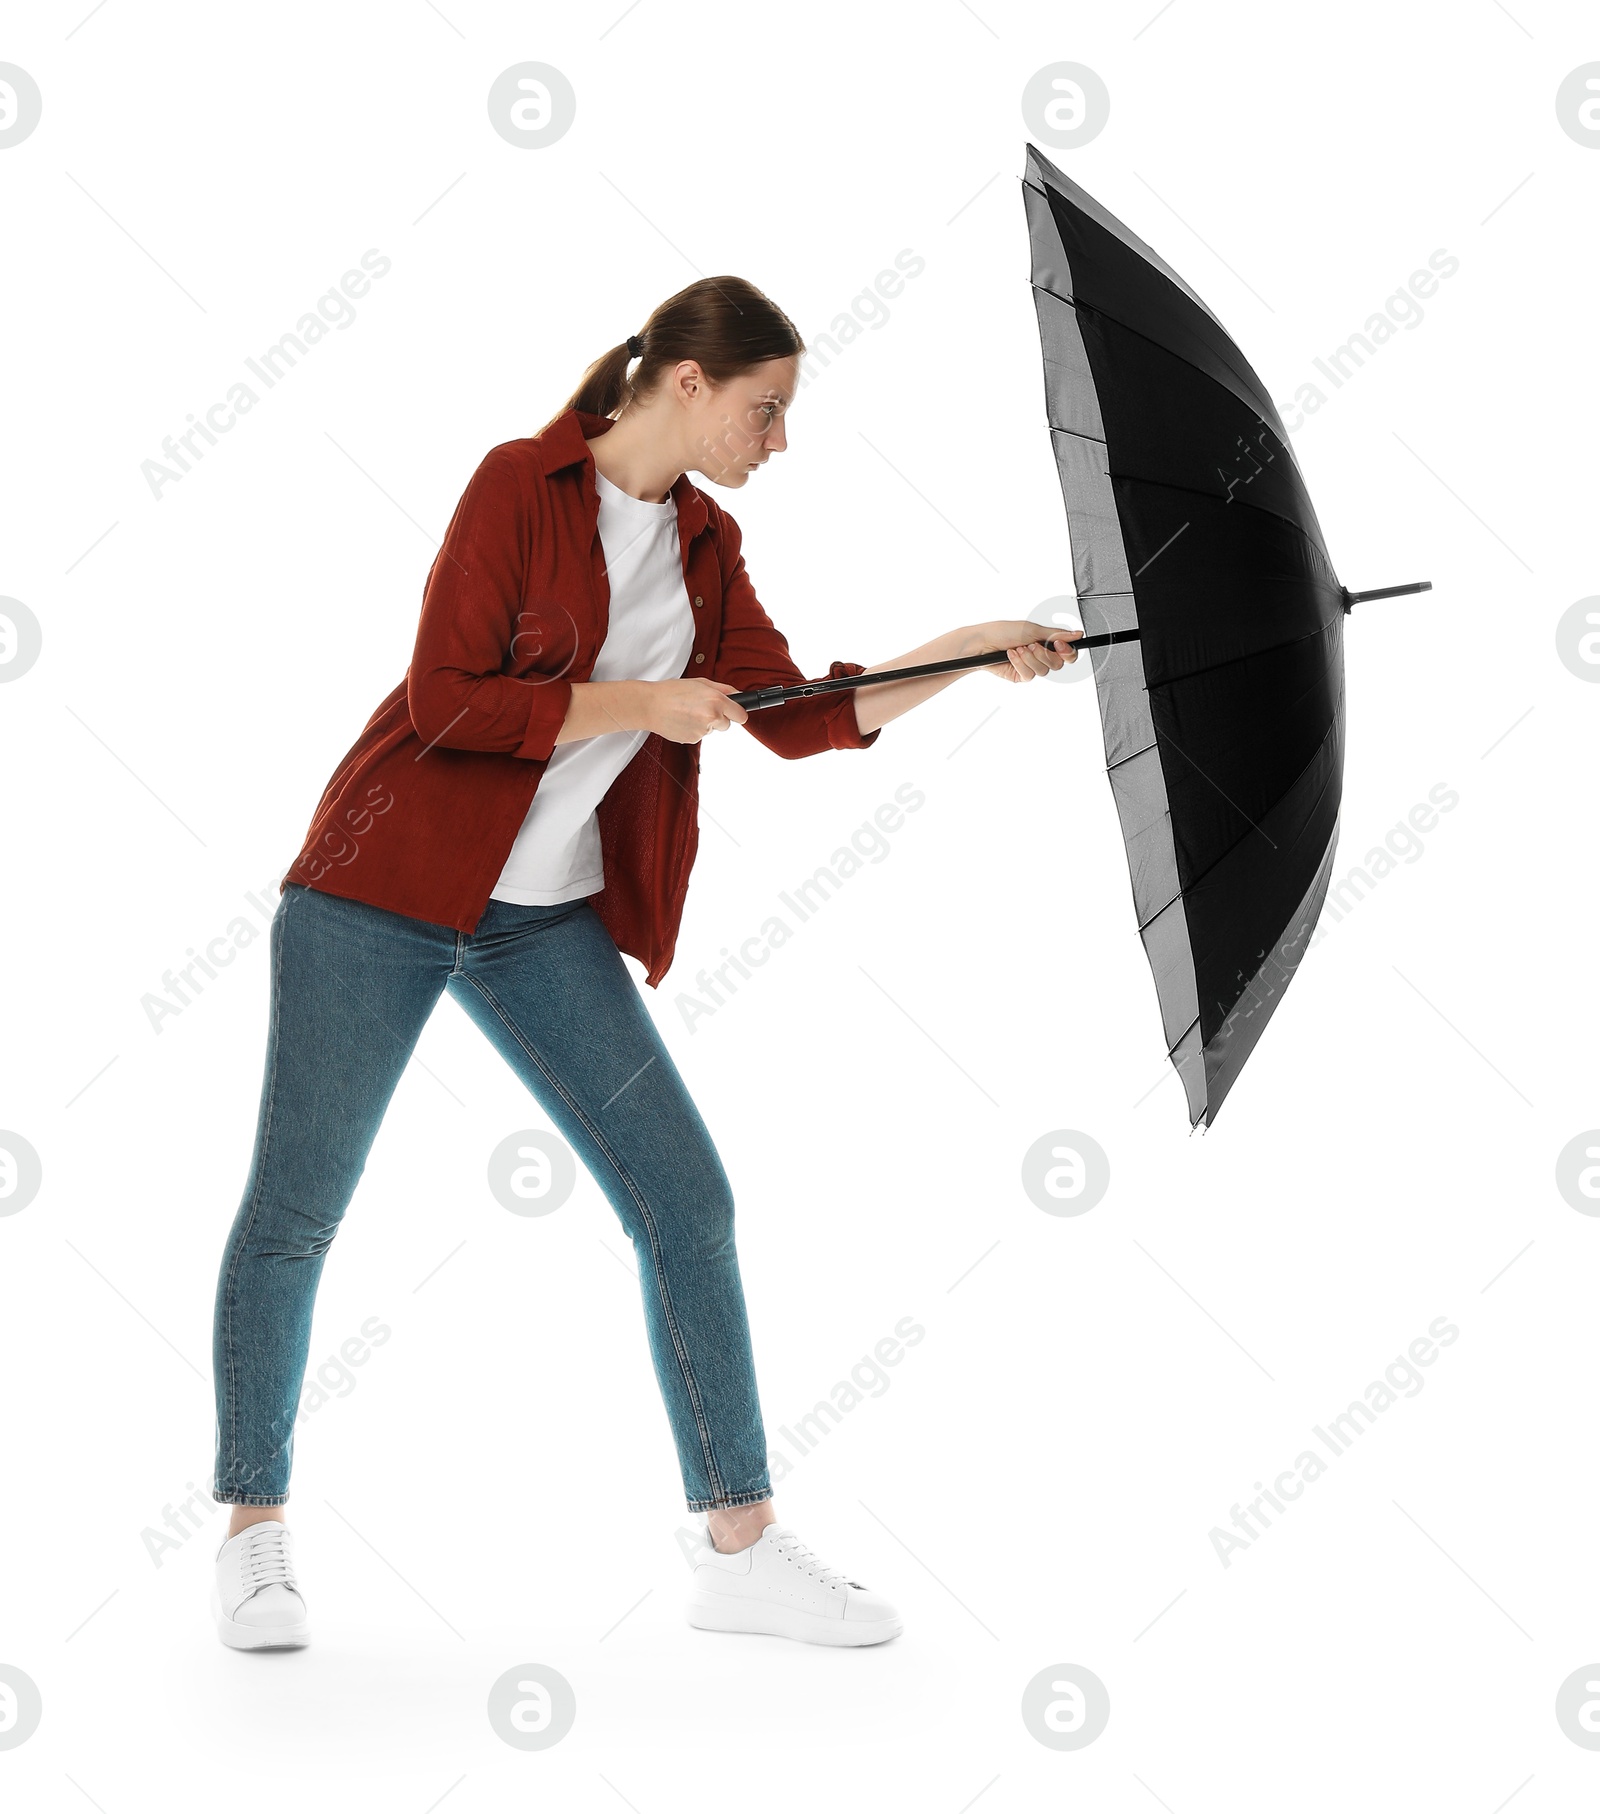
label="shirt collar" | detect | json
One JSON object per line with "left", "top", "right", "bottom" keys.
{"left": 537, "top": 406, "right": 709, "bottom": 539}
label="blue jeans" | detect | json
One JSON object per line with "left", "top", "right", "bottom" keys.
{"left": 212, "top": 881, "right": 773, "bottom": 1512}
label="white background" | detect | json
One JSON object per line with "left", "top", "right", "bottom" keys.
{"left": 2, "top": 0, "right": 1595, "bottom": 1806}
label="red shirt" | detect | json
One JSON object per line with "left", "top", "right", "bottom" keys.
{"left": 282, "top": 406, "right": 881, "bottom": 986}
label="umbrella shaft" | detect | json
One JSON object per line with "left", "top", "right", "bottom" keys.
{"left": 729, "top": 629, "right": 1141, "bottom": 711}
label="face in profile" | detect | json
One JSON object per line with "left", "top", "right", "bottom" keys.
{"left": 681, "top": 354, "right": 798, "bottom": 490}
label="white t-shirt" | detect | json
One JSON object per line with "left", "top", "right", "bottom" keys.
{"left": 489, "top": 469, "right": 697, "bottom": 905}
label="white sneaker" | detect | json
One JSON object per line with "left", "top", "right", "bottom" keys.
{"left": 687, "top": 1524, "right": 903, "bottom": 1647}
{"left": 212, "top": 1519, "right": 310, "bottom": 1650}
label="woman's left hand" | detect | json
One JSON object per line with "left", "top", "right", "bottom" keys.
{"left": 959, "top": 621, "right": 1082, "bottom": 681}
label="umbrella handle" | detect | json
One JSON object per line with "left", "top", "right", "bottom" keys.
{"left": 727, "top": 630, "right": 1142, "bottom": 711}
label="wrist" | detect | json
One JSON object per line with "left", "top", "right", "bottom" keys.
{"left": 619, "top": 677, "right": 656, "bottom": 734}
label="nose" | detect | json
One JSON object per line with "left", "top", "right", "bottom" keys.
{"left": 765, "top": 416, "right": 787, "bottom": 455}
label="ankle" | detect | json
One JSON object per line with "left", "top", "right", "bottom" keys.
{"left": 706, "top": 1498, "right": 777, "bottom": 1554}
{"left": 227, "top": 1505, "right": 287, "bottom": 1539}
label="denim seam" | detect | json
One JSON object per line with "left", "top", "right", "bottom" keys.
{"left": 458, "top": 971, "right": 727, "bottom": 1502}
{"left": 685, "top": 1487, "right": 773, "bottom": 1513}
{"left": 216, "top": 884, "right": 294, "bottom": 1505}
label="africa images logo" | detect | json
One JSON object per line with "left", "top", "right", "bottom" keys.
{"left": 1209, "top": 1317, "right": 1459, "bottom": 1567}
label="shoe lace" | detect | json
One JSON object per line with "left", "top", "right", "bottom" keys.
{"left": 241, "top": 1523, "right": 298, "bottom": 1592}
{"left": 773, "top": 1531, "right": 862, "bottom": 1591}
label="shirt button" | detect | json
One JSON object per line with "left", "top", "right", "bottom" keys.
{"left": 693, "top": 595, "right": 704, "bottom": 607}
{"left": 693, "top": 653, "right": 705, "bottom": 663}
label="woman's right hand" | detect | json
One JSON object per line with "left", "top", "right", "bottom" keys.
{"left": 638, "top": 677, "right": 750, "bottom": 744}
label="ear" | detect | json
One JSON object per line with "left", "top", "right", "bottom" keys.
{"left": 669, "top": 358, "right": 707, "bottom": 404}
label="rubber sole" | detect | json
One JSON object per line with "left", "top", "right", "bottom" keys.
{"left": 211, "top": 1586, "right": 311, "bottom": 1651}
{"left": 687, "top": 1591, "right": 903, "bottom": 1647}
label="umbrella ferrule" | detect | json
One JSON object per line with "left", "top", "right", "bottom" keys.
{"left": 1343, "top": 580, "right": 1434, "bottom": 610}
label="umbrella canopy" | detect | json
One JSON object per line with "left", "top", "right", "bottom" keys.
{"left": 730, "top": 142, "right": 1425, "bottom": 1128}
{"left": 1022, "top": 143, "right": 1381, "bottom": 1128}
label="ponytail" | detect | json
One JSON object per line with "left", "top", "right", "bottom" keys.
{"left": 559, "top": 340, "right": 637, "bottom": 421}
{"left": 541, "top": 276, "right": 804, "bottom": 434}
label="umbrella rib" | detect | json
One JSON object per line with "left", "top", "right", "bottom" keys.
{"left": 1036, "top": 301, "right": 1336, "bottom": 551}
{"left": 1161, "top": 1012, "right": 1200, "bottom": 1061}
{"left": 1148, "top": 643, "right": 1343, "bottom": 861}
{"left": 1135, "top": 714, "right": 1343, "bottom": 1056}
{"left": 1026, "top": 255, "right": 1235, "bottom": 376}
{"left": 1024, "top": 169, "right": 1229, "bottom": 331}
{"left": 1151, "top": 727, "right": 1278, "bottom": 849}
{"left": 1172, "top": 727, "right": 1345, "bottom": 1006}
{"left": 1044, "top": 422, "right": 1108, "bottom": 446}
{"left": 1038, "top": 283, "right": 1283, "bottom": 456}
{"left": 1066, "top": 457, "right": 1342, "bottom": 620}
{"left": 1134, "top": 887, "right": 1182, "bottom": 937}
{"left": 1134, "top": 688, "right": 1344, "bottom": 924}
{"left": 1107, "top": 467, "right": 1337, "bottom": 567}
{"left": 1153, "top": 632, "right": 1346, "bottom": 780}
{"left": 1105, "top": 736, "right": 1160, "bottom": 775}
{"left": 1101, "top": 622, "right": 1336, "bottom": 779}
{"left": 1083, "top": 609, "right": 1342, "bottom": 718}
{"left": 1141, "top": 618, "right": 1344, "bottom": 693}
{"left": 1049, "top": 287, "right": 1328, "bottom": 536}
{"left": 1042, "top": 358, "right": 1344, "bottom": 618}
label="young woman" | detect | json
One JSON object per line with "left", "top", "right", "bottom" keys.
{"left": 209, "top": 275, "right": 1077, "bottom": 1653}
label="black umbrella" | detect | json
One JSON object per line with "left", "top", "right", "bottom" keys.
{"left": 731, "top": 143, "right": 1429, "bottom": 1127}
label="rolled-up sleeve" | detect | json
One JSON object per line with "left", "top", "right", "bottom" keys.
{"left": 406, "top": 446, "right": 575, "bottom": 763}
{"left": 709, "top": 507, "right": 881, "bottom": 760}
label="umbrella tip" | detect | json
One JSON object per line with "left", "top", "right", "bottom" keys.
{"left": 1343, "top": 580, "right": 1434, "bottom": 610}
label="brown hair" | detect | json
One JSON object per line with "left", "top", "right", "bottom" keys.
{"left": 545, "top": 275, "right": 805, "bottom": 430}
